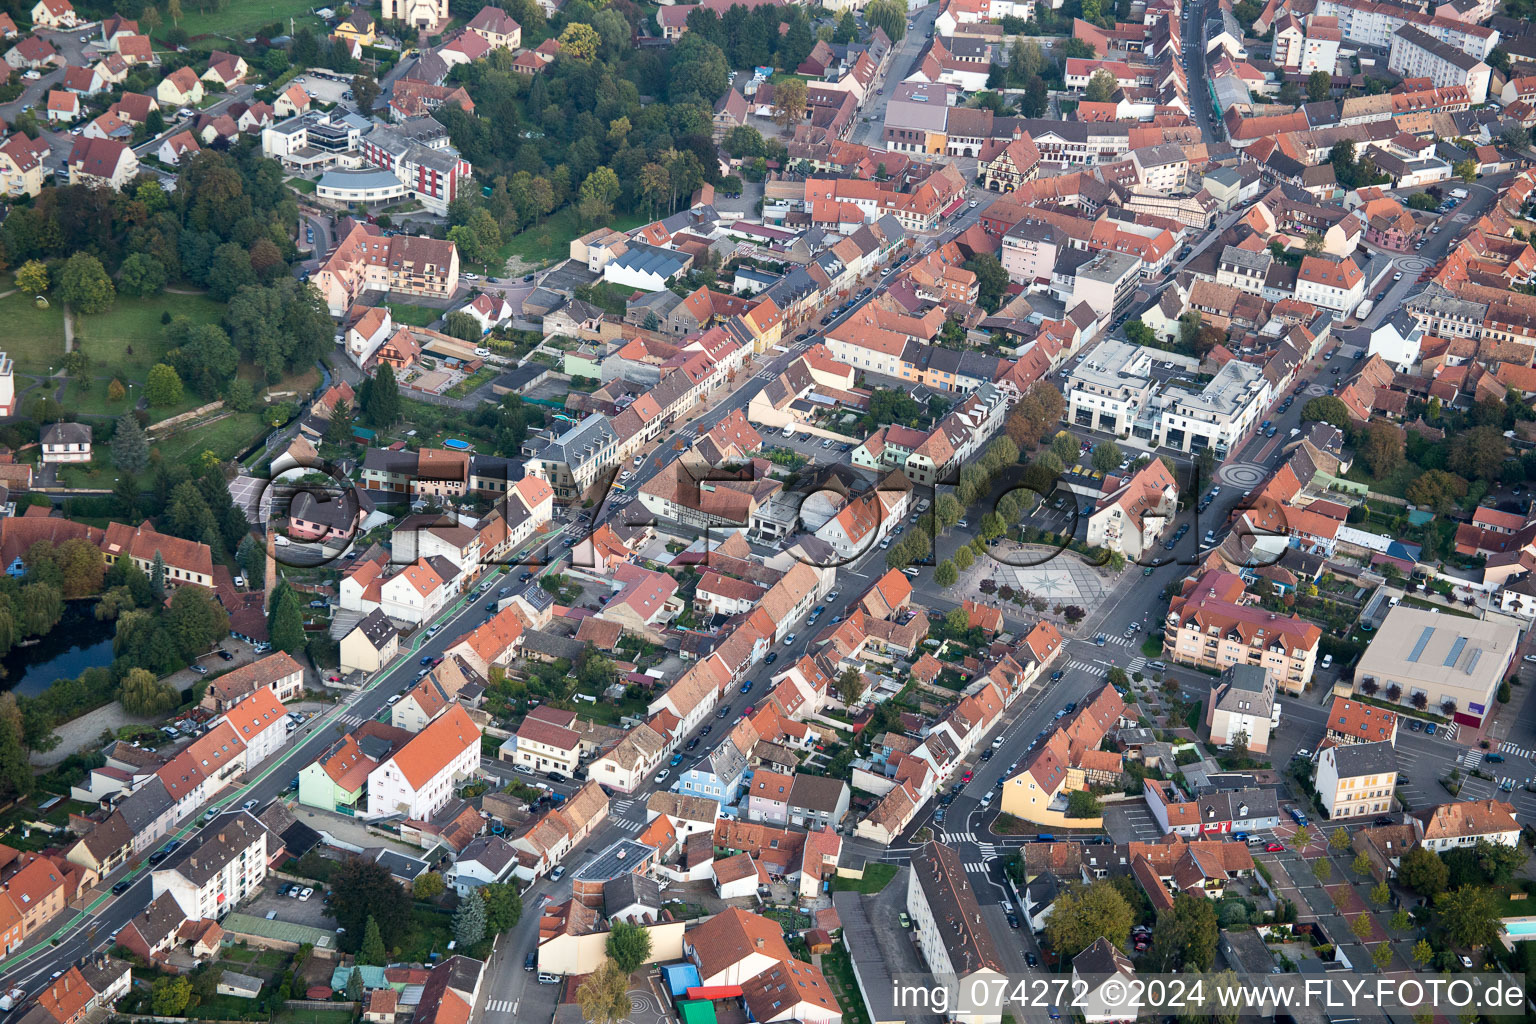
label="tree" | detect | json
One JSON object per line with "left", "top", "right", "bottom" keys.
{"left": 1300, "top": 396, "right": 1351, "bottom": 429}
{"left": 1398, "top": 845, "right": 1449, "bottom": 895}
{"left": 558, "top": 22, "right": 600, "bottom": 61}
{"left": 110, "top": 414, "right": 150, "bottom": 473}
{"left": 167, "top": 0, "right": 182, "bottom": 23}
{"left": 345, "top": 969, "right": 363, "bottom": 1002}
{"left": 0, "top": 694, "right": 29, "bottom": 800}
{"left": 1329, "top": 827, "right": 1351, "bottom": 851}
{"left": 1437, "top": 885, "right": 1501, "bottom": 949}
{"left": 1454, "top": 159, "right": 1478, "bottom": 183}
{"left": 15, "top": 259, "right": 47, "bottom": 295}
{"left": 1389, "top": 909, "right": 1411, "bottom": 932}
{"left": 1293, "top": 825, "right": 1310, "bottom": 849}
{"left": 359, "top": 916, "right": 387, "bottom": 965}
{"left": 1363, "top": 420, "right": 1406, "bottom": 475}
{"left": 1043, "top": 881, "right": 1133, "bottom": 956}
{"left": 1084, "top": 69, "right": 1118, "bottom": 103}
{"left": 1091, "top": 440, "right": 1122, "bottom": 474}
{"left": 481, "top": 882, "right": 523, "bottom": 933}
{"left": 864, "top": 0, "right": 907, "bottom": 40}
{"left": 269, "top": 588, "right": 305, "bottom": 654}
{"left": 118, "top": 253, "right": 168, "bottom": 298}
{"left": 577, "top": 962, "right": 630, "bottom": 1024}
{"left": 1369, "top": 881, "right": 1391, "bottom": 906}
{"left": 1404, "top": 469, "right": 1467, "bottom": 514}
{"left": 1066, "top": 790, "right": 1101, "bottom": 817}
{"left": 454, "top": 889, "right": 487, "bottom": 946}
{"left": 1125, "top": 319, "right": 1156, "bottom": 347}
{"left": 145, "top": 364, "right": 183, "bottom": 407}
{"left": 150, "top": 552, "right": 166, "bottom": 600}
{"left": 1371, "top": 942, "right": 1393, "bottom": 969}
{"left": 120, "top": 667, "right": 179, "bottom": 715}
{"left": 151, "top": 977, "right": 192, "bottom": 1016}
{"left": 935, "top": 560, "right": 958, "bottom": 587}
{"left": 1307, "top": 69, "right": 1332, "bottom": 102}
{"left": 834, "top": 667, "right": 867, "bottom": 705}
{"left": 1145, "top": 894, "right": 1219, "bottom": 972}
{"left": 578, "top": 166, "right": 622, "bottom": 224}
{"left": 1314, "top": 858, "right": 1332, "bottom": 882}
{"left": 324, "top": 400, "right": 354, "bottom": 451}
{"left": 412, "top": 873, "right": 445, "bottom": 900}
{"left": 1349, "top": 913, "right": 1372, "bottom": 941}
{"left": 773, "top": 76, "right": 808, "bottom": 127}
{"left": 361, "top": 363, "right": 400, "bottom": 427}
{"left": 1051, "top": 431, "right": 1079, "bottom": 463}
{"left": 1354, "top": 852, "right": 1374, "bottom": 878}
{"left": 58, "top": 253, "right": 115, "bottom": 314}
{"left": 443, "top": 312, "right": 484, "bottom": 342}
{"left": 1412, "top": 939, "right": 1433, "bottom": 966}
{"left": 331, "top": 857, "right": 412, "bottom": 953}
{"left": 606, "top": 920, "right": 652, "bottom": 975}
{"left": 351, "top": 74, "right": 381, "bottom": 112}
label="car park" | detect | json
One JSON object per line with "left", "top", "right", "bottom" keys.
{"left": 1425, "top": 722, "right": 1437, "bottom": 735}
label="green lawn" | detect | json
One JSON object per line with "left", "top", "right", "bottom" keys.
{"left": 819, "top": 946, "right": 872, "bottom": 1024}
{"left": 71, "top": 292, "right": 226, "bottom": 384}
{"left": 0, "top": 292, "right": 66, "bottom": 373}
{"left": 154, "top": 412, "right": 270, "bottom": 464}
{"left": 493, "top": 208, "right": 650, "bottom": 271}
{"left": 184, "top": 994, "right": 267, "bottom": 1021}
{"left": 388, "top": 304, "right": 442, "bottom": 327}
{"left": 397, "top": 904, "right": 455, "bottom": 963}
{"left": 156, "top": 0, "right": 326, "bottom": 43}
{"left": 288, "top": 177, "right": 318, "bottom": 194}
{"left": 273, "top": 1011, "right": 355, "bottom": 1024}
{"left": 830, "top": 862, "right": 897, "bottom": 894}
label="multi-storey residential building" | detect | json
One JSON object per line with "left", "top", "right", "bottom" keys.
{"left": 1067, "top": 250, "right": 1140, "bottom": 321}
{"left": 99, "top": 521, "right": 213, "bottom": 588}
{"left": 366, "top": 705, "right": 481, "bottom": 820}
{"left": 358, "top": 120, "right": 472, "bottom": 215}
{"left": 1313, "top": 0, "right": 1497, "bottom": 59}
{"left": 151, "top": 811, "right": 268, "bottom": 920}
{"left": 906, "top": 842, "right": 1005, "bottom": 1024}
{"left": 1205, "top": 665, "right": 1278, "bottom": 753}
{"left": 1315, "top": 741, "right": 1397, "bottom": 819}
{"left": 1295, "top": 255, "right": 1366, "bottom": 316}
{"left": 1086, "top": 460, "right": 1177, "bottom": 560}
{"left": 1156, "top": 359, "right": 1270, "bottom": 455}
{"left": 220, "top": 685, "right": 289, "bottom": 767}
{"left": 202, "top": 652, "right": 305, "bottom": 711}
{"left": 67, "top": 137, "right": 138, "bottom": 189}
{"left": 312, "top": 224, "right": 459, "bottom": 316}
{"left": 1353, "top": 605, "right": 1518, "bottom": 728}
{"left": 1163, "top": 571, "right": 1321, "bottom": 694}
{"left": 2, "top": 854, "right": 71, "bottom": 940}
{"left": 1001, "top": 219, "right": 1061, "bottom": 285}
{"left": 1065, "top": 340, "right": 1158, "bottom": 436}
{"left": 1388, "top": 25, "right": 1491, "bottom": 104}
{"left": 261, "top": 109, "right": 371, "bottom": 170}
{"left": 521, "top": 415, "right": 625, "bottom": 503}
{"left": 0, "top": 132, "right": 50, "bottom": 197}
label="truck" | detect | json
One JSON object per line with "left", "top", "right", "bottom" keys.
{"left": 1354, "top": 298, "right": 1374, "bottom": 320}
{"left": 1, "top": 988, "right": 25, "bottom": 1011}
{"left": 1450, "top": 187, "right": 1469, "bottom": 199}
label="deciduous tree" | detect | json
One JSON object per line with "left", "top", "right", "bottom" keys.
{"left": 606, "top": 921, "right": 652, "bottom": 975}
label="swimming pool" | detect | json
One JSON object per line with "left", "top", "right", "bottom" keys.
{"left": 443, "top": 438, "right": 471, "bottom": 450}
{"left": 1506, "top": 920, "right": 1536, "bottom": 937}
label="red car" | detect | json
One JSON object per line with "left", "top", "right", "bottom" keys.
{"left": 1266, "top": 842, "right": 1284, "bottom": 852}
{"left": 961, "top": 771, "right": 974, "bottom": 783}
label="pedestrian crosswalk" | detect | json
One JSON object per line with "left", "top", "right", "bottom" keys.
{"left": 612, "top": 798, "right": 639, "bottom": 816}
{"left": 1459, "top": 749, "right": 1484, "bottom": 771}
{"left": 485, "top": 1000, "right": 515, "bottom": 1014}
{"left": 964, "top": 862, "right": 993, "bottom": 874}
{"left": 943, "top": 831, "right": 978, "bottom": 843}
{"left": 1126, "top": 657, "right": 1146, "bottom": 675}
{"left": 1062, "top": 658, "right": 1101, "bottom": 674}
{"left": 339, "top": 712, "right": 369, "bottom": 727}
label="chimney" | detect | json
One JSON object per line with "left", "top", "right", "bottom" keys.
{"left": 756, "top": 937, "right": 765, "bottom": 948}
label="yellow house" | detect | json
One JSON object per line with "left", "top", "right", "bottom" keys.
{"left": 156, "top": 66, "right": 204, "bottom": 107}
{"left": 1315, "top": 741, "right": 1397, "bottom": 819}
{"left": 0, "top": 133, "right": 49, "bottom": 198}
{"left": 334, "top": 8, "right": 376, "bottom": 46}
{"left": 339, "top": 610, "right": 399, "bottom": 674}
{"left": 30, "top": 0, "right": 80, "bottom": 28}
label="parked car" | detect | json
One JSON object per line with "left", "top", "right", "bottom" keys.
{"left": 112, "top": 880, "right": 132, "bottom": 895}
{"left": 1266, "top": 842, "right": 1284, "bottom": 852}
{"left": 654, "top": 769, "right": 670, "bottom": 784}
{"left": 525, "top": 953, "right": 537, "bottom": 972}
{"left": 549, "top": 866, "right": 564, "bottom": 881}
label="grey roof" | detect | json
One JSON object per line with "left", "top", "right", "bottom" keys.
{"left": 522, "top": 414, "right": 617, "bottom": 469}
{"left": 458, "top": 835, "right": 517, "bottom": 874}
{"left": 910, "top": 841, "right": 1004, "bottom": 976}
{"left": 129, "top": 891, "right": 186, "bottom": 947}
{"left": 116, "top": 776, "right": 173, "bottom": 832}
{"left": 602, "top": 871, "right": 661, "bottom": 914}
{"left": 373, "top": 847, "right": 432, "bottom": 880}
{"left": 363, "top": 121, "right": 463, "bottom": 173}
{"left": 519, "top": 628, "right": 585, "bottom": 660}
{"left": 1392, "top": 24, "right": 1484, "bottom": 72}
{"left": 42, "top": 422, "right": 92, "bottom": 446}
{"left": 571, "top": 838, "right": 653, "bottom": 883}
{"left": 611, "top": 242, "right": 688, "bottom": 279}
{"left": 219, "top": 971, "right": 263, "bottom": 993}
{"left": 1329, "top": 740, "right": 1398, "bottom": 778}
{"left": 317, "top": 168, "right": 406, "bottom": 191}
{"left": 1072, "top": 936, "right": 1134, "bottom": 980}
{"left": 157, "top": 811, "right": 269, "bottom": 885}
{"left": 707, "top": 736, "right": 749, "bottom": 784}
{"left": 788, "top": 773, "right": 847, "bottom": 813}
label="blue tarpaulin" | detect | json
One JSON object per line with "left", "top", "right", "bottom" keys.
{"left": 660, "top": 964, "right": 701, "bottom": 998}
